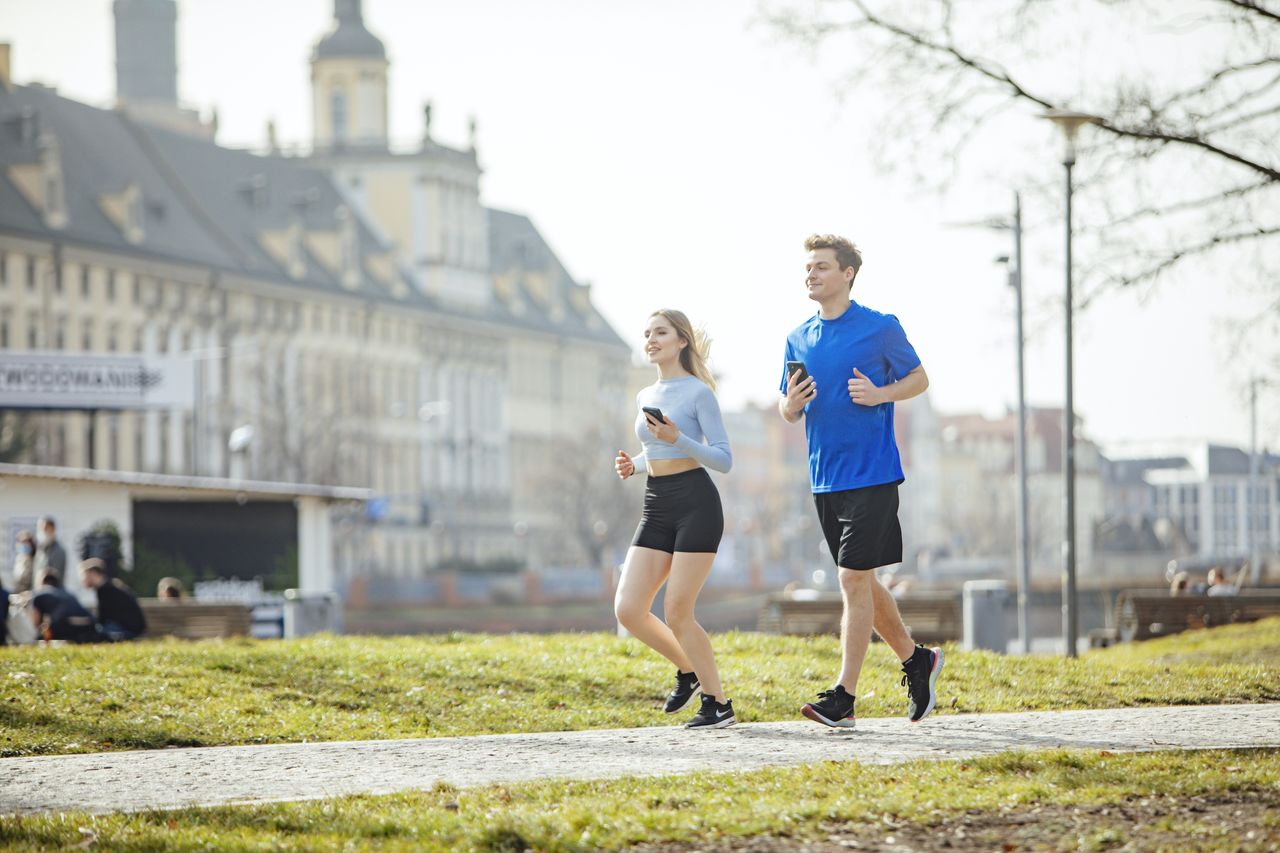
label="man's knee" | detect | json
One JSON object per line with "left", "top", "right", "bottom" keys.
{"left": 839, "top": 568, "right": 873, "bottom": 592}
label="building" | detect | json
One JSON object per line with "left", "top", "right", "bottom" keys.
{"left": 1102, "top": 441, "right": 1280, "bottom": 571}
{"left": 0, "top": 0, "right": 632, "bottom": 587}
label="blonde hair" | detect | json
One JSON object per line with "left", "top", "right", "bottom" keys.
{"left": 651, "top": 309, "right": 716, "bottom": 391}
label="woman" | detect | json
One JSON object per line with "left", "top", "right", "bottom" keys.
{"left": 614, "top": 309, "right": 735, "bottom": 729}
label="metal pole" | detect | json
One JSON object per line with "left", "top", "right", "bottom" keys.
{"left": 1063, "top": 160, "right": 1079, "bottom": 658}
{"left": 1249, "top": 377, "right": 1259, "bottom": 586}
{"left": 1012, "top": 193, "right": 1031, "bottom": 654}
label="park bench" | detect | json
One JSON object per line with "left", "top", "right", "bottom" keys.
{"left": 757, "top": 591, "right": 961, "bottom": 645}
{"left": 138, "top": 599, "right": 252, "bottom": 639}
{"left": 1115, "top": 589, "right": 1280, "bottom": 642}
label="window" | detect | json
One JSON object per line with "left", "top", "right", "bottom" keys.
{"left": 81, "top": 319, "right": 93, "bottom": 350}
{"left": 80, "top": 265, "right": 90, "bottom": 299}
{"left": 27, "top": 313, "right": 38, "bottom": 348}
{"left": 331, "top": 91, "right": 348, "bottom": 143}
{"left": 53, "top": 316, "right": 65, "bottom": 350}
{"left": 107, "top": 271, "right": 116, "bottom": 302}
{"left": 107, "top": 323, "right": 118, "bottom": 352}
{"left": 52, "top": 265, "right": 62, "bottom": 295}
{"left": 0, "top": 313, "right": 8, "bottom": 348}
{"left": 26, "top": 257, "right": 36, "bottom": 292}
{"left": 0, "top": 251, "right": 7, "bottom": 287}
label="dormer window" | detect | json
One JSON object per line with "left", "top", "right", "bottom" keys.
{"left": 123, "top": 184, "right": 144, "bottom": 244}
{"left": 337, "top": 205, "right": 360, "bottom": 289}
{"left": 287, "top": 221, "right": 306, "bottom": 279}
{"left": 37, "top": 133, "right": 67, "bottom": 229}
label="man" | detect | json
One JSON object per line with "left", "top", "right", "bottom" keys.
{"left": 779, "top": 233, "right": 943, "bottom": 728}
{"left": 33, "top": 516, "right": 67, "bottom": 584}
{"left": 30, "top": 572, "right": 99, "bottom": 643}
{"left": 80, "top": 559, "right": 147, "bottom": 641}
{"left": 1205, "top": 566, "right": 1240, "bottom": 597}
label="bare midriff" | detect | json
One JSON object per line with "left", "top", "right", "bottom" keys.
{"left": 646, "top": 457, "right": 702, "bottom": 477}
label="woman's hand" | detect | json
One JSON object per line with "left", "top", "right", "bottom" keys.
{"left": 645, "top": 413, "right": 680, "bottom": 444}
{"left": 615, "top": 450, "right": 636, "bottom": 480}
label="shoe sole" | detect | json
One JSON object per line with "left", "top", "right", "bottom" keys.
{"left": 686, "top": 715, "right": 736, "bottom": 729}
{"left": 910, "top": 647, "right": 944, "bottom": 723}
{"left": 665, "top": 685, "right": 702, "bottom": 714}
{"left": 801, "top": 703, "right": 856, "bottom": 728}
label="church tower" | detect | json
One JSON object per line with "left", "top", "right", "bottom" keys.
{"left": 311, "top": 0, "right": 389, "bottom": 151}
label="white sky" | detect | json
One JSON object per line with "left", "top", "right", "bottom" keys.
{"left": 2, "top": 0, "right": 1275, "bottom": 452}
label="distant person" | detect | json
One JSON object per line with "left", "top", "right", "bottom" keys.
{"left": 80, "top": 560, "right": 146, "bottom": 641}
{"left": 1206, "top": 566, "right": 1240, "bottom": 597}
{"left": 30, "top": 572, "right": 99, "bottom": 643}
{"left": 157, "top": 577, "right": 186, "bottom": 600}
{"left": 1169, "top": 571, "right": 1190, "bottom": 597}
{"left": 11, "top": 529, "right": 36, "bottom": 593}
{"left": 779, "top": 233, "right": 941, "bottom": 729}
{"left": 33, "top": 516, "right": 67, "bottom": 585}
{"left": 613, "top": 309, "right": 737, "bottom": 729}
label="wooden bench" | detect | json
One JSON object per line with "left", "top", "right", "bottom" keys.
{"left": 1116, "top": 590, "right": 1280, "bottom": 642}
{"left": 757, "top": 591, "right": 961, "bottom": 645}
{"left": 138, "top": 599, "right": 253, "bottom": 639}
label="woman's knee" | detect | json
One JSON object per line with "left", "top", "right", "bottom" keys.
{"left": 664, "top": 598, "right": 697, "bottom": 630}
{"left": 614, "top": 596, "right": 646, "bottom": 628}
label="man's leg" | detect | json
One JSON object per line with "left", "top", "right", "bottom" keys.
{"left": 836, "top": 568, "right": 875, "bottom": 692}
{"left": 870, "top": 576, "right": 916, "bottom": 662}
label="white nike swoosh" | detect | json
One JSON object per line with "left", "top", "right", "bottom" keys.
{"left": 715, "top": 708, "right": 731, "bottom": 718}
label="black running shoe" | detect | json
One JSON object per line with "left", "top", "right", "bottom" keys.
{"left": 901, "top": 645, "right": 944, "bottom": 722}
{"left": 686, "top": 694, "right": 736, "bottom": 729}
{"left": 801, "top": 685, "right": 856, "bottom": 728}
{"left": 664, "top": 669, "right": 702, "bottom": 714}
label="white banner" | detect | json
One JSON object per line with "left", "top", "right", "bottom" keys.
{"left": 0, "top": 351, "right": 195, "bottom": 410}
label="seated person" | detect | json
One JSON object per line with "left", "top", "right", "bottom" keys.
{"left": 1169, "top": 571, "right": 1190, "bottom": 597}
{"left": 156, "top": 577, "right": 186, "bottom": 600}
{"left": 80, "top": 559, "right": 147, "bottom": 641}
{"left": 1206, "top": 566, "right": 1240, "bottom": 597}
{"left": 31, "top": 572, "right": 100, "bottom": 643}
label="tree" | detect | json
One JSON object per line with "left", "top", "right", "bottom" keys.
{"left": 769, "top": 0, "right": 1279, "bottom": 299}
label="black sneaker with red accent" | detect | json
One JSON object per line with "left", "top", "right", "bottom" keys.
{"left": 901, "top": 645, "right": 943, "bottom": 722}
{"left": 801, "top": 685, "right": 856, "bottom": 728}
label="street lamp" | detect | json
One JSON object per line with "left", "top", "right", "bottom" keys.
{"left": 995, "top": 191, "right": 1031, "bottom": 654}
{"left": 1041, "top": 108, "right": 1101, "bottom": 658}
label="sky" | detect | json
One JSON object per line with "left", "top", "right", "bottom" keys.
{"left": 2, "top": 0, "right": 1275, "bottom": 453}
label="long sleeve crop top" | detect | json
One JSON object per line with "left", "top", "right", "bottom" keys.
{"left": 630, "top": 375, "right": 733, "bottom": 475}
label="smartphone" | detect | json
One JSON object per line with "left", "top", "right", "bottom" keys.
{"left": 786, "top": 361, "right": 809, "bottom": 385}
{"left": 642, "top": 406, "right": 665, "bottom": 424}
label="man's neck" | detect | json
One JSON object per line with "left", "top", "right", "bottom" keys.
{"left": 818, "top": 295, "right": 853, "bottom": 320}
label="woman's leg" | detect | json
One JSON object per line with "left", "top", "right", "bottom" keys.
{"left": 614, "top": 546, "right": 694, "bottom": 671}
{"left": 663, "top": 552, "right": 724, "bottom": 702}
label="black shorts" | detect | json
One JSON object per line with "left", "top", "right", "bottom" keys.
{"left": 631, "top": 467, "right": 724, "bottom": 554}
{"left": 814, "top": 480, "right": 903, "bottom": 571}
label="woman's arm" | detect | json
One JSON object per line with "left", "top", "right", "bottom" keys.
{"left": 673, "top": 387, "right": 732, "bottom": 473}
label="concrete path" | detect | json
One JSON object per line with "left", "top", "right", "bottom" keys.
{"left": 3, "top": 703, "right": 1278, "bottom": 816}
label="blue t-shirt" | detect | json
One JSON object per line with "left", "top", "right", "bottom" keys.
{"left": 780, "top": 302, "right": 921, "bottom": 493}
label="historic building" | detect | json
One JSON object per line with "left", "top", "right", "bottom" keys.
{"left": 0, "top": 0, "right": 632, "bottom": 583}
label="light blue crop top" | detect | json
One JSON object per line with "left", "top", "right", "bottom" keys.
{"left": 631, "top": 375, "right": 733, "bottom": 475}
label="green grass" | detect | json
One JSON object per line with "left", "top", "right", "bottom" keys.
{"left": 1, "top": 618, "right": 1278, "bottom": 758}
{"left": 1, "top": 748, "right": 1277, "bottom": 851}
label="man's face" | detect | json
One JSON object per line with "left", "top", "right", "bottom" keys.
{"left": 81, "top": 571, "right": 104, "bottom": 589}
{"left": 805, "top": 248, "right": 853, "bottom": 303}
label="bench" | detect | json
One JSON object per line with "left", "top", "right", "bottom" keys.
{"left": 1116, "top": 590, "right": 1280, "bottom": 642}
{"left": 138, "top": 599, "right": 253, "bottom": 639}
{"left": 757, "top": 591, "right": 961, "bottom": 645}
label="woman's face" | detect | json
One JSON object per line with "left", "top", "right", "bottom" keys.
{"left": 644, "top": 315, "right": 686, "bottom": 366}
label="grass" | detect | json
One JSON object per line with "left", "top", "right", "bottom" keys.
{"left": 1, "top": 748, "right": 1277, "bottom": 851}
{"left": 1, "top": 618, "right": 1278, "bottom": 758}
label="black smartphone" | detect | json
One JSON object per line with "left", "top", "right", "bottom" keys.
{"left": 786, "top": 361, "right": 809, "bottom": 385}
{"left": 642, "top": 405, "right": 665, "bottom": 424}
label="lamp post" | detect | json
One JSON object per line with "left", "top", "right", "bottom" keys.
{"left": 997, "top": 192, "right": 1032, "bottom": 654}
{"left": 1041, "top": 109, "right": 1101, "bottom": 658}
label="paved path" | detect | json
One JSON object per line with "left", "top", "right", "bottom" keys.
{"left": 4, "top": 704, "right": 1278, "bottom": 816}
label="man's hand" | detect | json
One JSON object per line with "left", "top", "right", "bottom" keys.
{"left": 781, "top": 368, "right": 817, "bottom": 421}
{"left": 615, "top": 450, "right": 635, "bottom": 480}
{"left": 848, "top": 367, "right": 885, "bottom": 406}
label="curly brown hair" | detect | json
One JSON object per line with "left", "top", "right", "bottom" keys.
{"left": 804, "top": 234, "right": 862, "bottom": 285}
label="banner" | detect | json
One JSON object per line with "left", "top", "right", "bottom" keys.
{"left": 0, "top": 351, "right": 195, "bottom": 410}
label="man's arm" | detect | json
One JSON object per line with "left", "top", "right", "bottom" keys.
{"left": 849, "top": 364, "right": 928, "bottom": 406}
